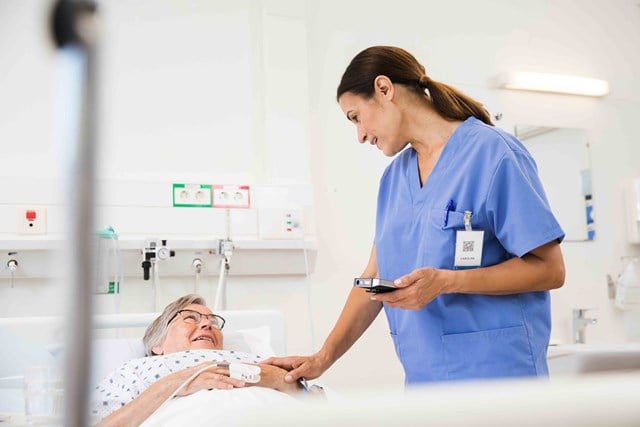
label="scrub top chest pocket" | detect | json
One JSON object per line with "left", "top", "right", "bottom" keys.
{"left": 428, "top": 207, "right": 484, "bottom": 270}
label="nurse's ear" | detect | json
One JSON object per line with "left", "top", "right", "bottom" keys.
{"left": 374, "top": 75, "right": 394, "bottom": 100}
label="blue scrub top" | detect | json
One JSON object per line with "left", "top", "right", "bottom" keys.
{"left": 375, "top": 117, "right": 565, "bottom": 384}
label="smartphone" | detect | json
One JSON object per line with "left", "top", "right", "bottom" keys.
{"left": 353, "top": 277, "right": 397, "bottom": 293}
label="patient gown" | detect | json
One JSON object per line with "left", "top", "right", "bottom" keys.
{"left": 91, "top": 349, "right": 263, "bottom": 419}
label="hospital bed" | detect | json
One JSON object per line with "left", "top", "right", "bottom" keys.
{"left": 4, "top": 308, "right": 640, "bottom": 427}
{"left": 6, "top": 314, "right": 640, "bottom": 427}
{"left": 0, "top": 309, "right": 287, "bottom": 420}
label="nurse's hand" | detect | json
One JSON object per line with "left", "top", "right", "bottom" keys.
{"left": 263, "top": 352, "right": 330, "bottom": 384}
{"left": 371, "top": 267, "right": 449, "bottom": 310}
{"left": 255, "top": 364, "right": 304, "bottom": 394}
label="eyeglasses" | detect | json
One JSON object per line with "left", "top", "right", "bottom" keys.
{"left": 168, "top": 309, "right": 226, "bottom": 330}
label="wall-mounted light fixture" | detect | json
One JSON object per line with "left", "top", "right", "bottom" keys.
{"left": 495, "top": 71, "right": 609, "bottom": 97}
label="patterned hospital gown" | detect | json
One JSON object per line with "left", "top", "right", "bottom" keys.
{"left": 91, "top": 349, "right": 264, "bottom": 419}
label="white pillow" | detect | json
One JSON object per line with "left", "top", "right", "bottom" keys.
{"left": 224, "top": 326, "right": 274, "bottom": 357}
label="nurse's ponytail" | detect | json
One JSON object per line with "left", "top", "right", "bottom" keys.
{"left": 337, "top": 46, "right": 494, "bottom": 126}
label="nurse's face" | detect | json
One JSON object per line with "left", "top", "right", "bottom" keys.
{"left": 338, "top": 82, "right": 405, "bottom": 156}
{"left": 152, "top": 303, "right": 224, "bottom": 355}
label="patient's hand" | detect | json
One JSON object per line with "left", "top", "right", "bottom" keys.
{"left": 255, "top": 364, "right": 303, "bottom": 395}
{"left": 170, "top": 362, "right": 246, "bottom": 396}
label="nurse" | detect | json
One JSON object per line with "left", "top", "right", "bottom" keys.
{"left": 268, "top": 46, "right": 565, "bottom": 384}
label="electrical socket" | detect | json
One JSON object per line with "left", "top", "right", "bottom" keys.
{"left": 212, "top": 185, "right": 251, "bottom": 209}
{"left": 17, "top": 207, "right": 47, "bottom": 234}
{"left": 173, "top": 184, "right": 212, "bottom": 207}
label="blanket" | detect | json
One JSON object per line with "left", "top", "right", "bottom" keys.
{"left": 141, "top": 386, "right": 302, "bottom": 426}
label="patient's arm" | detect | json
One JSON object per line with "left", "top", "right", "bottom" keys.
{"left": 98, "top": 363, "right": 245, "bottom": 427}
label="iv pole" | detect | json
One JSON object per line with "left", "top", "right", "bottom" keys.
{"left": 51, "top": 1, "right": 99, "bottom": 426}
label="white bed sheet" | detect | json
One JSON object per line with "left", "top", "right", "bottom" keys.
{"left": 139, "top": 387, "right": 303, "bottom": 427}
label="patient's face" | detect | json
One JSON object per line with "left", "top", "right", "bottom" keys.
{"left": 152, "top": 304, "right": 224, "bottom": 355}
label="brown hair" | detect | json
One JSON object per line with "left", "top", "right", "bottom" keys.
{"left": 336, "top": 46, "right": 493, "bottom": 126}
{"left": 142, "top": 294, "right": 208, "bottom": 356}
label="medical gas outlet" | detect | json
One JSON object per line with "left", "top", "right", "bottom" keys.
{"left": 141, "top": 239, "right": 175, "bottom": 280}
{"left": 6, "top": 258, "right": 18, "bottom": 287}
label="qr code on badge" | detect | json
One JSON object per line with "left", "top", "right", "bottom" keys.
{"left": 462, "top": 241, "right": 475, "bottom": 252}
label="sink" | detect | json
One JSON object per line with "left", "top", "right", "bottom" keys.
{"left": 547, "top": 343, "right": 640, "bottom": 376}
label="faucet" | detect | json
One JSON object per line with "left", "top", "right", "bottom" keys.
{"left": 572, "top": 308, "right": 597, "bottom": 344}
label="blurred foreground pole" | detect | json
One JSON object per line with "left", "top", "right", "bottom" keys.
{"left": 51, "top": 1, "right": 99, "bottom": 425}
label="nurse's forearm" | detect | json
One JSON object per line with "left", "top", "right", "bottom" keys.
{"left": 319, "top": 287, "right": 383, "bottom": 365}
{"left": 319, "top": 244, "right": 383, "bottom": 365}
{"left": 446, "top": 241, "right": 565, "bottom": 295}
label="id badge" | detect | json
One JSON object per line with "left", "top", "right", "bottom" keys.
{"left": 454, "top": 230, "right": 484, "bottom": 269}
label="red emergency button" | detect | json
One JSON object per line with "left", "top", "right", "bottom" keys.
{"left": 26, "top": 210, "right": 37, "bottom": 221}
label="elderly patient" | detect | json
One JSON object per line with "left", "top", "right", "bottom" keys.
{"left": 92, "top": 294, "right": 300, "bottom": 426}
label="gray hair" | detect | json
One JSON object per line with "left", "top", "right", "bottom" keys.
{"left": 142, "top": 294, "right": 207, "bottom": 356}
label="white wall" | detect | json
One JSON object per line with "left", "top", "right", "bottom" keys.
{"left": 0, "top": 0, "right": 317, "bottom": 370}
{"left": 1, "top": 0, "right": 640, "bottom": 393}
